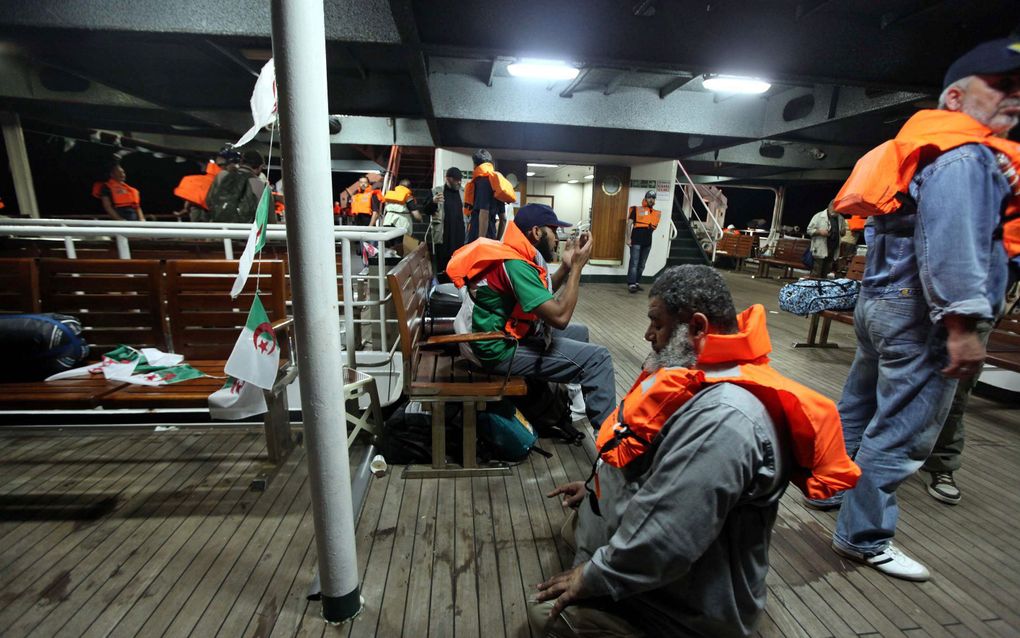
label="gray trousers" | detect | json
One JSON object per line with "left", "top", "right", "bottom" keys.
{"left": 921, "top": 319, "right": 994, "bottom": 473}
{"left": 485, "top": 324, "right": 616, "bottom": 429}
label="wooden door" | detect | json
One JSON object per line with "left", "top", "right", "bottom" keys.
{"left": 590, "top": 165, "right": 630, "bottom": 263}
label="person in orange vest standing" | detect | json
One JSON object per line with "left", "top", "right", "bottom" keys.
{"left": 464, "top": 148, "right": 513, "bottom": 241}
{"left": 92, "top": 163, "right": 144, "bottom": 221}
{"left": 349, "top": 175, "right": 382, "bottom": 227}
{"left": 530, "top": 265, "right": 857, "bottom": 637}
{"left": 806, "top": 37, "right": 1020, "bottom": 582}
{"left": 625, "top": 189, "right": 661, "bottom": 293}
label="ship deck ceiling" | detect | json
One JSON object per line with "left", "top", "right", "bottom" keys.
{"left": 0, "top": 271, "right": 1017, "bottom": 637}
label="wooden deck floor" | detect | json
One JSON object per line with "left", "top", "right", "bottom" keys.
{"left": 0, "top": 271, "right": 1017, "bottom": 637}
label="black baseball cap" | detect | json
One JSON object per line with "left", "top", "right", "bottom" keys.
{"left": 514, "top": 203, "right": 571, "bottom": 231}
{"left": 446, "top": 166, "right": 463, "bottom": 179}
{"left": 944, "top": 37, "right": 1020, "bottom": 89}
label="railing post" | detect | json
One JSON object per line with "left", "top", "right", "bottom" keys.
{"left": 271, "top": 0, "right": 361, "bottom": 625}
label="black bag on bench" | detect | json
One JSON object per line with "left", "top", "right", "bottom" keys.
{"left": 0, "top": 313, "right": 89, "bottom": 381}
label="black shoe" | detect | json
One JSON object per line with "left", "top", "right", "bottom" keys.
{"left": 925, "top": 471, "right": 961, "bottom": 505}
{"left": 628, "top": 285, "right": 639, "bottom": 293}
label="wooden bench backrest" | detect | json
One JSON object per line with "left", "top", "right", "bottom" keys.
{"left": 773, "top": 238, "right": 810, "bottom": 262}
{"left": 38, "top": 258, "right": 167, "bottom": 355}
{"left": 846, "top": 255, "right": 867, "bottom": 281}
{"left": 165, "top": 259, "right": 287, "bottom": 360}
{"left": 0, "top": 259, "right": 40, "bottom": 313}
{"left": 386, "top": 244, "right": 432, "bottom": 391}
{"left": 716, "top": 233, "right": 755, "bottom": 257}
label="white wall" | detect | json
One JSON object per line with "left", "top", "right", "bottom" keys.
{"left": 524, "top": 179, "right": 586, "bottom": 224}
{"left": 433, "top": 149, "right": 473, "bottom": 189}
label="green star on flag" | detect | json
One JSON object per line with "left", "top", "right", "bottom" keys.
{"left": 224, "top": 293, "right": 280, "bottom": 390}
{"left": 230, "top": 185, "right": 272, "bottom": 298}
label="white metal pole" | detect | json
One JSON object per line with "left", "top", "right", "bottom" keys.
{"left": 341, "top": 238, "right": 357, "bottom": 370}
{"left": 223, "top": 238, "right": 235, "bottom": 260}
{"left": 271, "top": 0, "right": 361, "bottom": 624}
{"left": 115, "top": 235, "right": 131, "bottom": 259}
{"left": 0, "top": 112, "right": 40, "bottom": 218}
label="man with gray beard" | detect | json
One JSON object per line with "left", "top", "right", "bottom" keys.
{"left": 527, "top": 266, "right": 855, "bottom": 638}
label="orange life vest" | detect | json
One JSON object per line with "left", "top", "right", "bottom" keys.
{"left": 595, "top": 304, "right": 860, "bottom": 500}
{"left": 463, "top": 163, "right": 517, "bottom": 217}
{"left": 631, "top": 205, "right": 661, "bottom": 230}
{"left": 833, "top": 109, "right": 1020, "bottom": 257}
{"left": 383, "top": 184, "right": 414, "bottom": 204}
{"left": 845, "top": 214, "right": 866, "bottom": 232}
{"left": 173, "top": 161, "right": 221, "bottom": 209}
{"left": 91, "top": 179, "right": 140, "bottom": 211}
{"left": 351, "top": 188, "right": 379, "bottom": 216}
{"left": 446, "top": 221, "right": 548, "bottom": 340}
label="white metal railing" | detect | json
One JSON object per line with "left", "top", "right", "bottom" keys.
{"left": 0, "top": 218, "right": 406, "bottom": 369}
{"left": 675, "top": 159, "right": 726, "bottom": 262}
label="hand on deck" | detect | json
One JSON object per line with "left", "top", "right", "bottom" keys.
{"left": 534, "top": 564, "right": 588, "bottom": 619}
{"left": 547, "top": 481, "right": 586, "bottom": 508}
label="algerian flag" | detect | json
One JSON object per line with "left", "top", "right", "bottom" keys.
{"left": 208, "top": 376, "right": 268, "bottom": 420}
{"left": 224, "top": 294, "right": 280, "bottom": 390}
{"left": 230, "top": 185, "right": 272, "bottom": 298}
{"left": 126, "top": 364, "right": 205, "bottom": 387}
{"left": 235, "top": 58, "right": 277, "bottom": 148}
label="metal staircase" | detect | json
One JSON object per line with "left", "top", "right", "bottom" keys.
{"left": 659, "top": 182, "right": 711, "bottom": 271}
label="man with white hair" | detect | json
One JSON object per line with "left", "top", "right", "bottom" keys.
{"left": 809, "top": 37, "right": 1020, "bottom": 582}
{"left": 530, "top": 265, "right": 857, "bottom": 638}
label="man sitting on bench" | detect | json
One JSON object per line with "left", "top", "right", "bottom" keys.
{"left": 446, "top": 204, "right": 616, "bottom": 429}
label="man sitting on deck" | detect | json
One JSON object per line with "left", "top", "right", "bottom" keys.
{"left": 530, "top": 265, "right": 859, "bottom": 638}
{"left": 445, "top": 203, "right": 616, "bottom": 429}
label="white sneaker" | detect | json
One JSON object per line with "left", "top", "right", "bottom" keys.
{"left": 832, "top": 542, "right": 930, "bottom": 582}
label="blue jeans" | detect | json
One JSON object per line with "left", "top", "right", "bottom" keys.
{"left": 833, "top": 295, "right": 957, "bottom": 555}
{"left": 627, "top": 244, "right": 650, "bottom": 287}
{"left": 486, "top": 324, "right": 616, "bottom": 429}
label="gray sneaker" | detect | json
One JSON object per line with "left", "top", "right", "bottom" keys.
{"left": 926, "top": 471, "right": 961, "bottom": 505}
{"left": 833, "top": 542, "right": 930, "bottom": 582}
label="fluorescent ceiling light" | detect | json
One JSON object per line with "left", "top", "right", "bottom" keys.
{"left": 584, "top": 174, "right": 594, "bottom": 179}
{"left": 527, "top": 162, "right": 559, "bottom": 168}
{"left": 526, "top": 171, "right": 536, "bottom": 177}
{"left": 567, "top": 179, "right": 579, "bottom": 184}
{"left": 702, "top": 75, "right": 771, "bottom": 94}
{"left": 507, "top": 59, "right": 579, "bottom": 81}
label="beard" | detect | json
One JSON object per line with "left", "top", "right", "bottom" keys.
{"left": 537, "top": 236, "right": 556, "bottom": 262}
{"left": 643, "top": 323, "right": 697, "bottom": 373}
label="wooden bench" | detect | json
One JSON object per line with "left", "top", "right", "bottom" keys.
{"left": 714, "top": 233, "right": 756, "bottom": 271}
{"left": 755, "top": 237, "right": 811, "bottom": 279}
{"left": 986, "top": 315, "right": 1020, "bottom": 373}
{"left": 0, "top": 258, "right": 40, "bottom": 313}
{"left": 388, "top": 244, "right": 527, "bottom": 478}
{"left": 795, "top": 255, "right": 866, "bottom": 349}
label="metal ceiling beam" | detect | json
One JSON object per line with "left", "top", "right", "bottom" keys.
{"left": 387, "top": 0, "right": 440, "bottom": 145}
{"left": 686, "top": 139, "right": 869, "bottom": 170}
{"left": 659, "top": 75, "right": 696, "bottom": 99}
{"left": 559, "top": 68, "right": 591, "bottom": 98}
{"left": 604, "top": 69, "right": 631, "bottom": 96}
{"left": 485, "top": 57, "right": 497, "bottom": 87}
{"left": 0, "top": 0, "right": 401, "bottom": 42}
{"left": 761, "top": 84, "right": 926, "bottom": 138}
{"left": 881, "top": 0, "right": 947, "bottom": 30}
{"left": 203, "top": 40, "right": 260, "bottom": 78}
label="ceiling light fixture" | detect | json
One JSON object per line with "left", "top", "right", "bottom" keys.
{"left": 526, "top": 171, "right": 536, "bottom": 177}
{"left": 567, "top": 179, "right": 579, "bottom": 184}
{"left": 508, "top": 59, "right": 580, "bottom": 81}
{"left": 702, "top": 75, "right": 771, "bottom": 94}
{"left": 584, "top": 174, "right": 594, "bottom": 179}
{"left": 527, "top": 162, "right": 559, "bottom": 168}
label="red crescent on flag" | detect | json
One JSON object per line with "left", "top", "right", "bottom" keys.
{"left": 252, "top": 322, "right": 278, "bottom": 355}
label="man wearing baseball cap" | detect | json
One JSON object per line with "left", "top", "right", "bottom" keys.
{"left": 446, "top": 204, "right": 617, "bottom": 430}
{"left": 809, "top": 37, "right": 1020, "bottom": 582}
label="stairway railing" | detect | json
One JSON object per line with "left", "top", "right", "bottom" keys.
{"left": 674, "top": 159, "right": 725, "bottom": 262}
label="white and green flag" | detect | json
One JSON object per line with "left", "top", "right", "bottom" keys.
{"left": 224, "top": 294, "right": 279, "bottom": 389}
{"left": 230, "top": 185, "right": 272, "bottom": 298}
{"left": 208, "top": 376, "right": 267, "bottom": 420}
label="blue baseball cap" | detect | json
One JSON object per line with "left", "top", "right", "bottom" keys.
{"left": 514, "top": 204, "right": 571, "bottom": 231}
{"left": 944, "top": 38, "right": 1020, "bottom": 89}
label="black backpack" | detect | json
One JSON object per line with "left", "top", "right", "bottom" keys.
{"left": 0, "top": 313, "right": 89, "bottom": 381}
{"left": 206, "top": 170, "right": 262, "bottom": 223}
{"left": 512, "top": 379, "right": 586, "bottom": 444}
{"left": 375, "top": 401, "right": 463, "bottom": 464}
